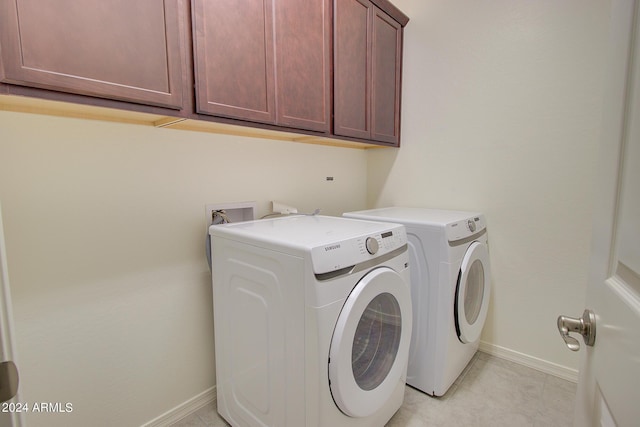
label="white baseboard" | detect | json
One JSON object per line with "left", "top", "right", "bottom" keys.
{"left": 479, "top": 341, "right": 579, "bottom": 383}
{"left": 141, "top": 386, "right": 216, "bottom": 427}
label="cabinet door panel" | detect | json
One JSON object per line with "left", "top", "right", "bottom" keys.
{"left": 193, "top": 0, "right": 276, "bottom": 124}
{"left": 0, "top": 0, "right": 185, "bottom": 109}
{"left": 333, "top": 0, "right": 371, "bottom": 140}
{"left": 371, "top": 8, "right": 401, "bottom": 144}
{"left": 274, "top": 0, "right": 331, "bottom": 132}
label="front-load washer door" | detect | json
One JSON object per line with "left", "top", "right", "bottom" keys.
{"left": 455, "top": 241, "right": 491, "bottom": 343}
{"left": 329, "top": 267, "right": 412, "bottom": 418}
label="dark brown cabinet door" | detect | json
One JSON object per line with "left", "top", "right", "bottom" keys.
{"left": 371, "top": 8, "right": 402, "bottom": 144}
{"left": 193, "top": 0, "right": 330, "bottom": 132}
{"left": 274, "top": 0, "right": 331, "bottom": 132}
{"left": 334, "top": 0, "right": 371, "bottom": 140}
{"left": 192, "top": 0, "right": 276, "bottom": 124}
{"left": 0, "top": 0, "right": 186, "bottom": 110}
{"left": 334, "top": 0, "right": 403, "bottom": 145}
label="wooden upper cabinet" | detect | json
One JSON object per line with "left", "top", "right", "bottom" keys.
{"left": 192, "top": 0, "right": 276, "bottom": 124}
{"left": 192, "top": 0, "right": 330, "bottom": 133}
{"left": 0, "top": 0, "right": 406, "bottom": 146}
{"left": 0, "top": 0, "right": 186, "bottom": 110}
{"left": 334, "top": 0, "right": 404, "bottom": 145}
{"left": 371, "top": 8, "right": 402, "bottom": 143}
{"left": 274, "top": 0, "right": 331, "bottom": 132}
{"left": 334, "top": 0, "right": 371, "bottom": 141}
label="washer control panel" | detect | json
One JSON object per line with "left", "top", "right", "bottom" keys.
{"left": 446, "top": 214, "right": 486, "bottom": 242}
{"left": 311, "top": 225, "right": 407, "bottom": 274}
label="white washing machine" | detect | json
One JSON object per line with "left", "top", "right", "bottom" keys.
{"left": 344, "top": 207, "right": 491, "bottom": 396}
{"left": 209, "top": 215, "right": 412, "bottom": 426}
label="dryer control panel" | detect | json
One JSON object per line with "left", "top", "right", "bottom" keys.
{"left": 311, "top": 226, "right": 407, "bottom": 275}
{"left": 445, "top": 214, "right": 486, "bottom": 243}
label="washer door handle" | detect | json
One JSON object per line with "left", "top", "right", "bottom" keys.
{"left": 557, "top": 309, "right": 596, "bottom": 351}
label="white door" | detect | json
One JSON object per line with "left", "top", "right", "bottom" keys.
{"left": 329, "top": 267, "right": 412, "bottom": 418}
{"left": 0, "top": 202, "right": 23, "bottom": 427}
{"left": 567, "top": 1, "right": 640, "bottom": 425}
{"left": 455, "top": 241, "right": 491, "bottom": 344}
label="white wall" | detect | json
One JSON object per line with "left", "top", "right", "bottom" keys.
{"left": 0, "top": 110, "right": 368, "bottom": 426}
{"left": 0, "top": 1, "right": 612, "bottom": 423}
{"left": 368, "top": 0, "right": 609, "bottom": 374}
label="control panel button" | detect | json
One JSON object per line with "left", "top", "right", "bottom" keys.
{"left": 365, "top": 237, "right": 379, "bottom": 255}
{"left": 468, "top": 219, "right": 476, "bottom": 233}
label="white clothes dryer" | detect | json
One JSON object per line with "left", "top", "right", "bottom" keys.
{"left": 344, "top": 207, "right": 491, "bottom": 396}
{"left": 209, "top": 215, "right": 412, "bottom": 426}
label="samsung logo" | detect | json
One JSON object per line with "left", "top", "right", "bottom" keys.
{"left": 325, "top": 244, "right": 341, "bottom": 251}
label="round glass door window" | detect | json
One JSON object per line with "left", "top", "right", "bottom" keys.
{"left": 463, "top": 260, "right": 485, "bottom": 325}
{"left": 455, "top": 241, "right": 491, "bottom": 344}
{"left": 329, "top": 267, "right": 412, "bottom": 418}
{"left": 352, "top": 293, "right": 402, "bottom": 391}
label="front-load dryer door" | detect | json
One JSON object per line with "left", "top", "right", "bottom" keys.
{"left": 455, "top": 241, "right": 491, "bottom": 343}
{"left": 328, "top": 267, "right": 412, "bottom": 418}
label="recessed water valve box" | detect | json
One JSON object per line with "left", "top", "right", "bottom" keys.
{"left": 205, "top": 201, "right": 256, "bottom": 229}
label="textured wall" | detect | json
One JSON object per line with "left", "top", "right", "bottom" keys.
{"left": 368, "top": 0, "right": 609, "bottom": 374}
{"left": 0, "top": 110, "right": 368, "bottom": 426}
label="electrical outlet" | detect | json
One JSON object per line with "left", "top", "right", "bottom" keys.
{"left": 271, "top": 201, "right": 298, "bottom": 214}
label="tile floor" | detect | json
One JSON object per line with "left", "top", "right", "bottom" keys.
{"left": 170, "top": 352, "right": 576, "bottom": 427}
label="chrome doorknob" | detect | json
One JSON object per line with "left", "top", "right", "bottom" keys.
{"left": 557, "top": 309, "right": 596, "bottom": 351}
{"left": 0, "top": 360, "right": 19, "bottom": 403}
